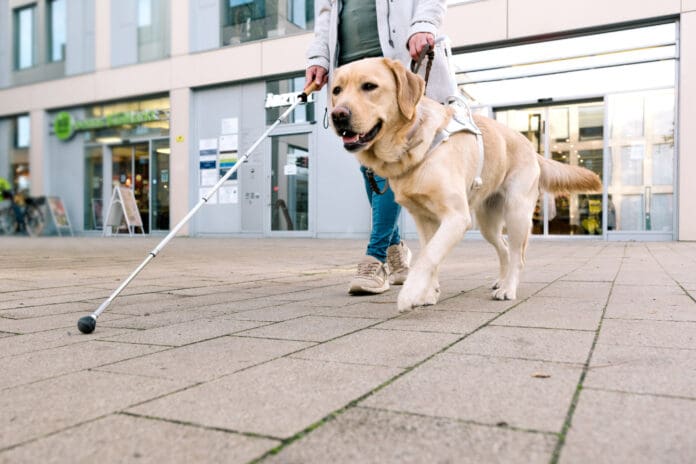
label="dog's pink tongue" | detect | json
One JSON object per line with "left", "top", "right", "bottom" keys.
{"left": 342, "top": 134, "right": 360, "bottom": 144}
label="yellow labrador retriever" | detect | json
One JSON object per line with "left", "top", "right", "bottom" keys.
{"left": 329, "top": 57, "right": 602, "bottom": 312}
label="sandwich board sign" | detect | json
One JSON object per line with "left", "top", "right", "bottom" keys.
{"left": 47, "top": 196, "right": 74, "bottom": 236}
{"left": 103, "top": 186, "right": 144, "bottom": 236}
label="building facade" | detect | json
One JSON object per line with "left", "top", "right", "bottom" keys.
{"left": 0, "top": 0, "right": 694, "bottom": 240}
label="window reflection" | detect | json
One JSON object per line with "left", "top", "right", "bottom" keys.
{"left": 48, "top": 0, "right": 66, "bottom": 62}
{"left": 221, "top": 0, "right": 314, "bottom": 46}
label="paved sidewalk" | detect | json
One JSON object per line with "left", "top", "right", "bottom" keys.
{"left": 1, "top": 237, "right": 695, "bottom": 463}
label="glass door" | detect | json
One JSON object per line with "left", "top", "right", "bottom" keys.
{"left": 269, "top": 132, "right": 310, "bottom": 233}
{"left": 111, "top": 142, "right": 150, "bottom": 232}
{"left": 151, "top": 139, "right": 170, "bottom": 231}
{"left": 495, "top": 101, "right": 605, "bottom": 236}
{"left": 606, "top": 89, "right": 675, "bottom": 237}
{"left": 84, "top": 146, "right": 103, "bottom": 230}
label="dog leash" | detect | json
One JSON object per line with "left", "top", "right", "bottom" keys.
{"left": 410, "top": 43, "right": 434, "bottom": 89}
{"left": 366, "top": 168, "right": 390, "bottom": 195}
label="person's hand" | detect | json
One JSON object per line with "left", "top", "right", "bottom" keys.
{"left": 408, "top": 32, "right": 435, "bottom": 61}
{"left": 305, "top": 65, "right": 328, "bottom": 90}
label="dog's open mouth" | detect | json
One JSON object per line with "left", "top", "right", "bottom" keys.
{"left": 340, "top": 121, "right": 382, "bottom": 151}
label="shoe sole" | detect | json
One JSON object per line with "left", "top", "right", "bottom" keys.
{"left": 348, "top": 282, "right": 390, "bottom": 295}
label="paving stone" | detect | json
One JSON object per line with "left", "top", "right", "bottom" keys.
{"left": 81, "top": 292, "right": 191, "bottom": 316}
{"left": 98, "top": 305, "right": 237, "bottom": 330}
{"left": 494, "top": 296, "right": 603, "bottom": 331}
{"left": 128, "top": 357, "right": 402, "bottom": 439}
{"left": 103, "top": 316, "right": 265, "bottom": 346}
{"left": 536, "top": 281, "right": 611, "bottom": 301}
{"left": 0, "top": 340, "right": 167, "bottom": 390}
{"left": 450, "top": 325, "right": 595, "bottom": 364}
{"left": 0, "top": 290, "right": 106, "bottom": 311}
{"left": 238, "top": 315, "right": 376, "bottom": 342}
{"left": 598, "top": 319, "right": 696, "bottom": 350}
{"left": 291, "top": 328, "right": 461, "bottom": 368}
{"left": 267, "top": 407, "right": 556, "bottom": 464}
{"left": 0, "top": 414, "right": 278, "bottom": 464}
{"left": 584, "top": 343, "right": 696, "bottom": 398}
{"left": 560, "top": 389, "right": 696, "bottom": 464}
{"left": 605, "top": 284, "right": 696, "bottom": 321}
{"left": 0, "top": 300, "right": 95, "bottom": 319}
{"left": 363, "top": 353, "right": 582, "bottom": 432}
{"left": 314, "top": 301, "right": 402, "bottom": 319}
{"left": 435, "top": 287, "right": 520, "bottom": 313}
{"left": 0, "top": 311, "right": 131, "bottom": 334}
{"left": 98, "top": 336, "right": 313, "bottom": 382}
{"left": 0, "top": 326, "right": 135, "bottom": 359}
{"left": 375, "top": 308, "right": 493, "bottom": 334}
{"left": 226, "top": 302, "right": 322, "bottom": 322}
{"left": 0, "top": 370, "right": 190, "bottom": 450}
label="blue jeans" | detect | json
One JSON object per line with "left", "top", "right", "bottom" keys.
{"left": 360, "top": 166, "right": 401, "bottom": 262}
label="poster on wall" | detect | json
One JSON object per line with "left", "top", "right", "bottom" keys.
{"left": 199, "top": 138, "right": 219, "bottom": 188}
{"left": 218, "top": 184, "right": 238, "bottom": 204}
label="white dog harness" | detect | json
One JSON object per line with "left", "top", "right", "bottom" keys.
{"left": 428, "top": 97, "right": 485, "bottom": 191}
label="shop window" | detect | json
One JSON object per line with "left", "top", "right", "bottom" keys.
{"left": 14, "top": 5, "right": 37, "bottom": 70}
{"left": 48, "top": 0, "right": 66, "bottom": 62}
{"left": 138, "top": 0, "right": 170, "bottom": 62}
{"left": 15, "top": 115, "right": 30, "bottom": 149}
{"left": 221, "top": 0, "right": 314, "bottom": 46}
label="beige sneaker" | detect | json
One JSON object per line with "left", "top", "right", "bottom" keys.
{"left": 348, "top": 256, "right": 389, "bottom": 295}
{"left": 387, "top": 241, "right": 412, "bottom": 285}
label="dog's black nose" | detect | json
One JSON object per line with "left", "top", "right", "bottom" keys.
{"left": 331, "top": 106, "right": 351, "bottom": 129}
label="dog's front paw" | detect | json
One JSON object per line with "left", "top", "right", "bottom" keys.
{"left": 397, "top": 283, "right": 439, "bottom": 312}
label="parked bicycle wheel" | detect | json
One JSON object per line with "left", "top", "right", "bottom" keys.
{"left": 0, "top": 200, "right": 18, "bottom": 234}
{"left": 24, "top": 203, "right": 45, "bottom": 236}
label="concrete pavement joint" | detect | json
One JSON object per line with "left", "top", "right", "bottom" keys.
{"left": 549, "top": 243, "right": 623, "bottom": 464}
{"left": 118, "top": 411, "right": 285, "bottom": 442}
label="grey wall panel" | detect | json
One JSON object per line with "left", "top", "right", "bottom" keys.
{"left": 110, "top": 0, "right": 137, "bottom": 68}
{"left": 66, "top": 0, "right": 96, "bottom": 75}
{"left": 0, "top": 0, "right": 9, "bottom": 88}
{"left": 189, "top": 0, "right": 219, "bottom": 53}
{"left": 46, "top": 109, "right": 87, "bottom": 233}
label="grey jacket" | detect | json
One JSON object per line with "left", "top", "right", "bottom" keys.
{"left": 305, "top": 0, "right": 458, "bottom": 103}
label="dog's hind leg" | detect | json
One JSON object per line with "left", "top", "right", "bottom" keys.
{"left": 476, "top": 193, "right": 509, "bottom": 290}
{"left": 492, "top": 175, "right": 539, "bottom": 301}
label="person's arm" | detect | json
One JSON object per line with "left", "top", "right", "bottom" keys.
{"left": 305, "top": 0, "right": 332, "bottom": 89}
{"left": 407, "top": 0, "right": 446, "bottom": 60}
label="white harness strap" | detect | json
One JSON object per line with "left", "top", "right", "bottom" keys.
{"left": 427, "top": 97, "right": 485, "bottom": 191}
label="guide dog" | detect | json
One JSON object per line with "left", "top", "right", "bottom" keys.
{"left": 329, "top": 57, "right": 602, "bottom": 311}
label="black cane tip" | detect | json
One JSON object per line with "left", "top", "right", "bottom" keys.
{"left": 77, "top": 315, "right": 97, "bottom": 334}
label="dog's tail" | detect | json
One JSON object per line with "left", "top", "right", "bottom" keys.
{"left": 537, "top": 154, "right": 602, "bottom": 194}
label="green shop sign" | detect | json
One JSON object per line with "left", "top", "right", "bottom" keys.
{"left": 53, "top": 109, "right": 169, "bottom": 141}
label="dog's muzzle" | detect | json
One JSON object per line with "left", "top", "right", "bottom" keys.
{"left": 330, "top": 105, "right": 382, "bottom": 152}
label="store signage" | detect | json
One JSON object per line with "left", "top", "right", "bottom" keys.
{"left": 264, "top": 91, "right": 315, "bottom": 109}
{"left": 53, "top": 109, "right": 170, "bottom": 141}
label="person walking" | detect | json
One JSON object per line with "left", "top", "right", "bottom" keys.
{"left": 305, "top": 0, "right": 460, "bottom": 295}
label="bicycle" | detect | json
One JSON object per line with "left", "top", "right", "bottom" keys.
{"left": 0, "top": 190, "right": 46, "bottom": 236}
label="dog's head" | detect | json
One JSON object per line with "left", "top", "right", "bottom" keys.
{"left": 330, "top": 58, "right": 425, "bottom": 153}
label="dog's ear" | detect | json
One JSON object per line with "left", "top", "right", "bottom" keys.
{"left": 383, "top": 58, "right": 424, "bottom": 120}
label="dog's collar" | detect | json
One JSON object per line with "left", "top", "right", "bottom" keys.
{"left": 427, "top": 98, "right": 484, "bottom": 191}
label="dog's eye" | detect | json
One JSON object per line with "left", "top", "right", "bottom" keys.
{"left": 361, "top": 82, "right": 378, "bottom": 91}
{"left": 332, "top": 86, "right": 342, "bottom": 96}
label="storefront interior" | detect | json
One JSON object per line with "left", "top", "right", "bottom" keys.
{"left": 453, "top": 21, "right": 677, "bottom": 239}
